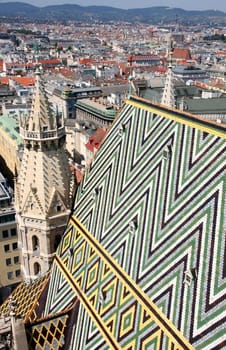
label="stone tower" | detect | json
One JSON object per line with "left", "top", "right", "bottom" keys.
{"left": 15, "top": 71, "right": 72, "bottom": 282}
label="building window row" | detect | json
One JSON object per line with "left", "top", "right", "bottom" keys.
{"left": 0, "top": 214, "right": 15, "bottom": 224}
{"left": 4, "top": 242, "right": 18, "bottom": 252}
{"left": 7, "top": 269, "right": 21, "bottom": 280}
{"left": 5, "top": 256, "right": 20, "bottom": 266}
{"left": 1, "top": 228, "right": 17, "bottom": 239}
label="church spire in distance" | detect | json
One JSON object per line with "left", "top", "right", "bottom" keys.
{"left": 161, "top": 34, "right": 176, "bottom": 108}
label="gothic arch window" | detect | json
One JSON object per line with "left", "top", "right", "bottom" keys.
{"left": 34, "top": 262, "right": 41, "bottom": 276}
{"left": 32, "top": 235, "right": 39, "bottom": 251}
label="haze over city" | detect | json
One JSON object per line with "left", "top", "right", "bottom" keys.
{"left": 0, "top": 0, "right": 226, "bottom": 12}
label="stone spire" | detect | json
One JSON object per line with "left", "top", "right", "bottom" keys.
{"left": 15, "top": 72, "right": 72, "bottom": 281}
{"left": 161, "top": 35, "right": 176, "bottom": 108}
{"left": 27, "top": 71, "right": 57, "bottom": 133}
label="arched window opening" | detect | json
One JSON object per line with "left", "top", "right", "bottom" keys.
{"left": 32, "top": 235, "right": 39, "bottom": 251}
{"left": 34, "top": 262, "right": 41, "bottom": 276}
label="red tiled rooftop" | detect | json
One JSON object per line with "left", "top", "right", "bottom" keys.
{"left": 0, "top": 76, "right": 9, "bottom": 85}
{"left": 38, "top": 58, "right": 61, "bottom": 65}
{"left": 85, "top": 142, "right": 94, "bottom": 152}
{"left": 215, "top": 51, "right": 226, "bottom": 56}
{"left": 13, "top": 76, "right": 35, "bottom": 87}
{"left": 86, "top": 128, "right": 107, "bottom": 152}
{"left": 172, "top": 48, "right": 192, "bottom": 60}
{"left": 80, "top": 58, "right": 96, "bottom": 65}
{"left": 98, "top": 60, "right": 118, "bottom": 66}
{"left": 0, "top": 60, "right": 3, "bottom": 72}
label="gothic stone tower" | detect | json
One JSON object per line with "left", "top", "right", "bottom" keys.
{"left": 15, "top": 72, "right": 72, "bottom": 281}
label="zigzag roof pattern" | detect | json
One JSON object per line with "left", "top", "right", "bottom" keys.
{"left": 1, "top": 96, "right": 225, "bottom": 349}
{"left": 41, "top": 97, "right": 225, "bottom": 349}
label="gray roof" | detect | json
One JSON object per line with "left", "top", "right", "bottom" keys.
{"left": 101, "top": 84, "right": 129, "bottom": 96}
{"left": 173, "top": 65, "right": 203, "bottom": 74}
{"left": 185, "top": 97, "right": 226, "bottom": 113}
{"left": 0, "top": 114, "right": 22, "bottom": 145}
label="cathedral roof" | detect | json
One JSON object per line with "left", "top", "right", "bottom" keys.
{"left": 3, "top": 96, "right": 225, "bottom": 349}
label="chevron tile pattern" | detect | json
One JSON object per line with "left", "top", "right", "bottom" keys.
{"left": 43, "top": 97, "right": 226, "bottom": 349}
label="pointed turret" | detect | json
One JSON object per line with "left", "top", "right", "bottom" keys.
{"left": 15, "top": 72, "right": 73, "bottom": 282}
{"left": 27, "top": 71, "right": 57, "bottom": 132}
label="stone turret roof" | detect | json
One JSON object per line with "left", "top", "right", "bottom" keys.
{"left": 16, "top": 72, "right": 71, "bottom": 218}
{"left": 27, "top": 72, "right": 57, "bottom": 133}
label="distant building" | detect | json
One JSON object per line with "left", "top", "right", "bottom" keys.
{"left": 129, "top": 54, "right": 161, "bottom": 66}
{"left": 173, "top": 65, "right": 209, "bottom": 82}
{"left": 206, "top": 64, "right": 226, "bottom": 84}
{"left": 141, "top": 79, "right": 226, "bottom": 123}
{"left": 172, "top": 48, "right": 192, "bottom": 63}
{"left": 0, "top": 172, "right": 21, "bottom": 303}
{"left": 0, "top": 114, "right": 22, "bottom": 176}
{"left": 171, "top": 33, "right": 184, "bottom": 45}
{"left": 180, "top": 97, "right": 226, "bottom": 123}
{"left": 0, "top": 83, "right": 15, "bottom": 114}
{"left": 1, "top": 101, "right": 31, "bottom": 118}
{"left": 46, "top": 85, "right": 102, "bottom": 120}
{"left": 75, "top": 98, "right": 117, "bottom": 128}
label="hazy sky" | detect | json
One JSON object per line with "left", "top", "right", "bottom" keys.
{"left": 1, "top": 0, "right": 226, "bottom": 12}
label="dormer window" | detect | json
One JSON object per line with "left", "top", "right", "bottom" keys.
{"left": 43, "top": 125, "right": 48, "bottom": 131}
{"left": 163, "top": 145, "right": 172, "bottom": 160}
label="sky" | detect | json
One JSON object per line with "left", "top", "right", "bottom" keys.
{"left": 0, "top": 0, "right": 226, "bottom": 12}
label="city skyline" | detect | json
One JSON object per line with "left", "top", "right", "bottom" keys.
{"left": 0, "top": 0, "right": 226, "bottom": 12}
